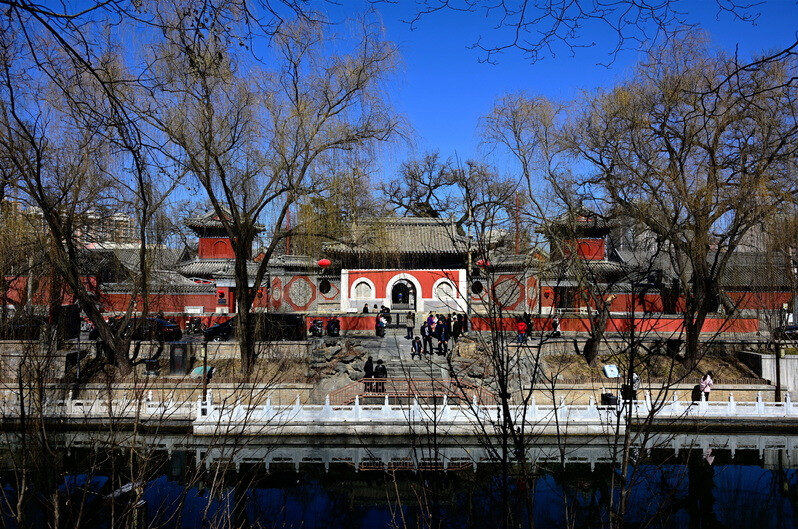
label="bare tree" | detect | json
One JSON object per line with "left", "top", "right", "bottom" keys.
{"left": 567, "top": 35, "right": 798, "bottom": 366}
{"left": 151, "top": 12, "right": 399, "bottom": 375}
{"left": 379, "top": 0, "right": 781, "bottom": 64}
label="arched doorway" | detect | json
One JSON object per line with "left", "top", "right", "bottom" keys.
{"left": 391, "top": 279, "right": 416, "bottom": 310}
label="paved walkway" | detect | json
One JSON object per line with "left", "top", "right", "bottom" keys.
{"left": 355, "top": 328, "right": 451, "bottom": 380}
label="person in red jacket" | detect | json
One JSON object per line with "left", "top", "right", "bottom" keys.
{"left": 516, "top": 318, "right": 528, "bottom": 345}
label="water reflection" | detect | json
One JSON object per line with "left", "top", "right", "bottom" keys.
{"left": 0, "top": 433, "right": 796, "bottom": 528}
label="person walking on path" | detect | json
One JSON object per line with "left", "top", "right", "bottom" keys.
{"left": 452, "top": 314, "right": 463, "bottom": 343}
{"left": 551, "top": 315, "right": 561, "bottom": 337}
{"left": 421, "top": 321, "right": 434, "bottom": 355}
{"left": 411, "top": 336, "right": 422, "bottom": 359}
{"left": 374, "top": 359, "right": 388, "bottom": 392}
{"left": 436, "top": 317, "right": 451, "bottom": 356}
{"left": 405, "top": 311, "right": 415, "bottom": 339}
{"left": 699, "top": 371, "right": 714, "bottom": 401}
{"left": 516, "top": 318, "right": 528, "bottom": 345}
{"left": 363, "top": 356, "right": 374, "bottom": 392}
{"left": 376, "top": 314, "right": 387, "bottom": 337}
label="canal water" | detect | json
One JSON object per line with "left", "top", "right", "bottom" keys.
{"left": 1, "top": 433, "right": 796, "bottom": 528}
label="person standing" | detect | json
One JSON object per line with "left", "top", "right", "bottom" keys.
{"left": 436, "top": 317, "right": 451, "bottom": 356}
{"left": 375, "top": 314, "right": 386, "bottom": 337}
{"left": 700, "top": 371, "right": 714, "bottom": 401}
{"left": 374, "top": 359, "right": 388, "bottom": 392}
{"left": 411, "top": 336, "right": 422, "bottom": 359}
{"left": 362, "top": 303, "right": 369, "bottom": 313}
{"left": 421, "top": 321, "right": 434, "bottom": 355}
{"left": 452, "top": 315, "right": 462, "bottom": 343}
{"left": 363, "top": 356, "right": 374, "bottom": 392}
{"left": 551, "top": 315, "right": 561, "bottom": 337}
{"left": 405, "top": 311, "right": 415, "bottom": 339}
{"left": 516, "top": 318, "right": 528, "bottom": 345}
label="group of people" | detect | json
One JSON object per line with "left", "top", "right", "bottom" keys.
{"left": 515, "top": 313, "right": 561, "bottom": 344}
{"left": 365, "top": 304, "right": 393, "bottom": 337}
{"left": 362, "top": 355, "right": 388, "bottom": 392}
{"left": 409, "top": 312, "right": 468, "bottom": 358}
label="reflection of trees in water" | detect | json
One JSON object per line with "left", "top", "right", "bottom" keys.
{"left": 3, "top": 437, "right": 798, "bottom": 527}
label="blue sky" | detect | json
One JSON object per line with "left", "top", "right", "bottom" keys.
{"left": 321, "top": 1, "right": 798, "bottom": 181}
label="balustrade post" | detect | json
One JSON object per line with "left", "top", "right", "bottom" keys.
{"left": 644, "top": 391, "right": 652, "bottom": 414}
{"left": 786, "top": 393, "right": 792, "bottom": 416}
{"left": 322, "top": 395, "right": 333, "bottom": 420}
{"left": 265, "top": 397, "right": 273, "bottom": 421}
{"left": 728, "top": 392, "right": 736, "bottom": 416}
{"left": 381, "top": 395, "right": 391, "bottom": 418}
{"left": 292, "top": 395, "right": 302, "bottom": 421}
{"left": 586, "top": 395, "right": 597, "bottom": 421}
{"left": 354, "top": 395, "right": 361, "bottom": 420}
{"left": 756, "top": 392, "right": 764, "bottom": 415}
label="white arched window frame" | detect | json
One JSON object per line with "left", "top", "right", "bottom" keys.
{"left": 433, "top": 278, "right": 457, "bottom": 301}
{"left": 352, "top": 278, "right": 375, "bottom": 299}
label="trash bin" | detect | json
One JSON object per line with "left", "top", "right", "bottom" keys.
{"left": 601, "top": 392, "right": 618, "bottom": 406}
{"left": 691, "top": 384, "right": 702, "bottom": 402}
{"left": 666, "top": 339, "right": 682, "bottom": 357}
{"left": 621, "top": 384, "right": 637, "bottom": 401}
{"left": 144, "top": 358, "right": 160, "bottom": 376}
{"left": 169, "top": 342, "right": 189, "bottom": 374}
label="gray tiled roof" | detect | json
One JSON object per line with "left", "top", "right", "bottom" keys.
{"left": 720, "top": 251, "right": 792, "bottom": 290}
{"left": 176, "top": 259, "right": 261, "bottom": 278}
{"left": 111, "top": 246, "right": 184, "bottom": 271}
{"left": 103, "top": 270, "right": 217, "bottom": 295}
{"left": 267, "top": 255, "right": 318, "bottom": 268}
{"left": 536, "top": 209, "right": 617, "bottom": 234}
{"left": 185, "top": 209, "right": 265, "bottom": 231}
{"left": 323, "top": 217, "right": 469, "bottom": 255}
{"left": 539, "top": 259, "right": 633, "bottom": 282}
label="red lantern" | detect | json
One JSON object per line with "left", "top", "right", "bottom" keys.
{"left": 476, "top": 259, "right": 491, "bottom": 268}
{"left": 317, "top": 258, "right": 332, "bottom": 268}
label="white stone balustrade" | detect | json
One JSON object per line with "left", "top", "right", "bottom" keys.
{"left": 1, "top": 391, "right": 796, "bottom": 435}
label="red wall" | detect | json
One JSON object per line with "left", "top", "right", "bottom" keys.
{"left": 562, "top": 239, "right": 605, "bottom": 260}
{"left": 470, "top": 315, "right": 760, "bottom": 334}
{"left": 305, "top": 315, "right": 380, "bottom": 331}
{"left": 348, "top": 270, "right": 461, "bottom": 299}
{"left": 102, "top": 292, "right": 220, "bottom": 313}
{"left": 608, "top": 294, "right": 665, "bottom": 313}
{"left": 728, "top": 291, "right": 792, "bottom": 311}
{"left": 198, "top": 238, "right": 235, "bottom": 259}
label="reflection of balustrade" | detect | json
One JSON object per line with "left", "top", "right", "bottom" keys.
{"left": 212, "top": 431, "right": 798, "bottom": 471}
